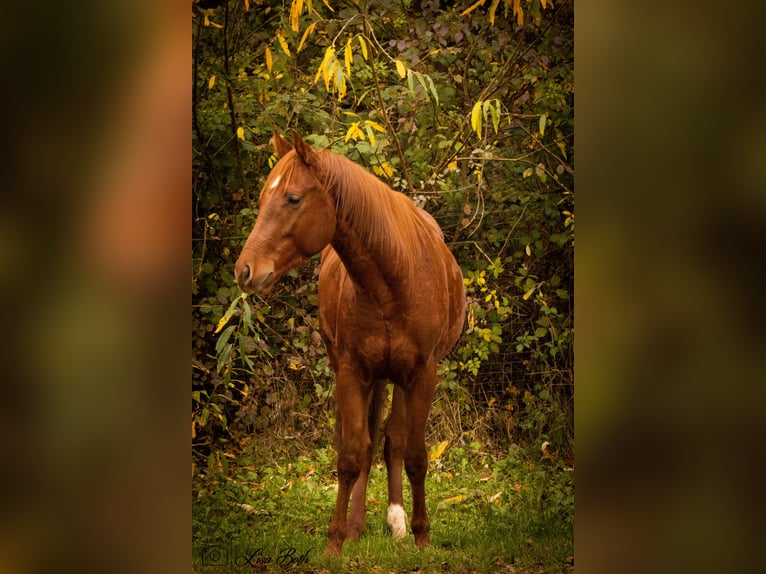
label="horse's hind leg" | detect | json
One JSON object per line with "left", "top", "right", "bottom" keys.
{"left": 384, "top": 385, "right": 408, "bottom": 538}
{"left": 404, "top": 364, "right": 437, "bottom": 547}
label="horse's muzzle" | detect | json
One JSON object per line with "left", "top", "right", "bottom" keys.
{"left": 235, "top": 258, "right": 275, "bottom": 294}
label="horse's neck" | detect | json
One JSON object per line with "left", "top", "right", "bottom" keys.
{"left": 330, "top": 212, "right": 404, "bottom": 311}
{"left": 326, "top": 171, "right": 414, "bottom": 311}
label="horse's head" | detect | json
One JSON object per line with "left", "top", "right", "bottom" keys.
{"left": 235, "top": 131, "right": 336, "bottom": 294}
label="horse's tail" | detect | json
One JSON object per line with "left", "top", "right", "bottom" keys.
{"left": 333, "top": 379, "right": 387, "bottom": 457}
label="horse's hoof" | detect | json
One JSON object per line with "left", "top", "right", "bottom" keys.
{"left": 323, "top": 543, "right": 342, "bottom": 557}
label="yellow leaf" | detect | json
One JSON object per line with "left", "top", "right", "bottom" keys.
{"left": 344, "top": 122, "right": 365, "bottom": 142}
{"left": 460, "top": 0, "right": 486, "bottom": 17}
{"left": 314, "top": 46, "right": 334, "bottom": 85}
{"left": 297, "top": 21, "right": 317, "bottom": 53}
{"left": 204, "top": 9, "right": 223, "bottom": 29}
{"left": 237, "top": 127, "right": 245, "bottom": 141}
{"left": 429, "top": 439, "right": 449, "bottom": 460}
{"left": 441, "top": 495, "right": 465, "bottom": 504}
{"left": 276, "top": 29, "right": 291, "bottom": 56}
{"left": 489, "top": 0, "right": 500, "bottom": 25}
{"left": 289, "top": 0, "right": 304, "bottom": 32}
{"left": 336, "top": 68, "right": 347, "bottom": 101}
{"left": 364, "top": 123, "right": 376, "bottom": 146}
{"left": 344, "top": 37, "right": 353, "bottom": 76}
{"left": 513, "top": 0, "right": 524, "bottom": 26}
{"left": 365, "top": 120, "right": 386, "bottom": 133}
{"left": 265, "top": 47, "right": 273, "bottom": 72}
{"left": 244, "top": 0, "right": 250, "bottom": 10}
{"left": 541, "top": 0, "right": 547, "bottom": 8}
{"left": 395, "top": 59, "right": 406, "bottom": 79}
{"left": 471, "top": 100, "right": 483, "bottom": 136}
{"left": 208, "top": 75, "right": 216, "bottom": 89}
{"left": 322, "top": 0, "right": 334, "bottom": 12}
{"left": 357, "top": 35, "right": 368, "bottom": 60}
{"left": 215, "top": 306, "right": 236, "bottom": 333}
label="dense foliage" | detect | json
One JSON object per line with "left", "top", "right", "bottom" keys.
{"left": 192, "top": 0, "right": 573, "bottom": 467}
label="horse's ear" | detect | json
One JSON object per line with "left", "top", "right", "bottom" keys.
{"left": 292, "top": 130, "right": 319, "bottom": 167}
{"left": 272, "top": 130, "right": 293, "bottom": 158}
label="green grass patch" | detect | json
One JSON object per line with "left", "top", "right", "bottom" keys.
{"left": 193, "top": 442, "right": 573, "bottom": 573}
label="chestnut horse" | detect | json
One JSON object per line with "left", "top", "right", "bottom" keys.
{"left": 235, "top": 131, "right": 465, "bottom": 556}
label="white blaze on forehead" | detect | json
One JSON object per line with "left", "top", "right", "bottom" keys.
{"left": 268, "top": 174, "right": 282, "bottom": 190}
{"left": 387, "top": 503, "right": 407, "bottom": 538}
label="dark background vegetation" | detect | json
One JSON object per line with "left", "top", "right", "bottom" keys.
{"left": 0, "top": 0, "right": 763, "bottom": 572}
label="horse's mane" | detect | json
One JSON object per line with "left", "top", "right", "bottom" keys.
{"left": 317, "top": 150, "right": 434, "bottom": 274}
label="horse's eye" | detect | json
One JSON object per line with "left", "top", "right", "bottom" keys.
{"left": 286, "top": 195, "right": 303, "bottom": 206}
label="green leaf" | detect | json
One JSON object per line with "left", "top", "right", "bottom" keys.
{"left": 416, "top": 71, "right": 428, "bottom": 97}
{"left": 490, "top": 99, "right": 501, "bottom": 132}
{"left": 426, "top": 75, "right": 439, "bottom": 105}
{"left": 215, "top": 325, "right": 236, "bottom": 354}
{"left": 242, "top": 299, "right": 253, "bottom": 332}
{"left": 483, "top": 99, "right": 493, "bottom": 130}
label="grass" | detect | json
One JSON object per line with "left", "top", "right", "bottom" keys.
{"left": 193, "top": 440, "right": 573, "bottom": 573}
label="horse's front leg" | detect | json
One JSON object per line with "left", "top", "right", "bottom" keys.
{"left": 325, "top": 364, "right": 371, "bottom": 556}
